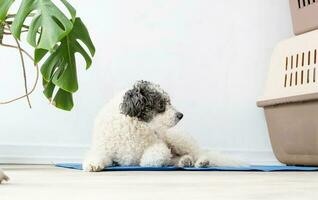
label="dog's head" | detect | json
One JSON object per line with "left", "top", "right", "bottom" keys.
{"left": 120, "top": 80, "right": 183, "bottom": 130}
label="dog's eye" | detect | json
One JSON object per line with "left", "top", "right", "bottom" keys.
{"left": 157, "top": 102, "right": 166, "bottom": 113}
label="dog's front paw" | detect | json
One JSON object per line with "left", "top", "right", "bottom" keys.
{"left": 0, "top": 171, "right": 9, "bottom": 184}
{"left": 178, "top": 155, "right": 194, "bottom": 167}
{"left": 83, "top": 159, "right": 105, "bottom": 172}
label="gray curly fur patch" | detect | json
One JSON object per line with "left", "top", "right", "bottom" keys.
{"left": 120, "top": 80, "right": 169, "bottom": 122}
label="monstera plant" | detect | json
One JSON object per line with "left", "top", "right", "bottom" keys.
{"left": 0, "top": 0, "right": 95, "bottom": 110}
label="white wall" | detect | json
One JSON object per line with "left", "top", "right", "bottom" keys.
{"left": 0, "top": 0, "right": 292, "bottom": 164}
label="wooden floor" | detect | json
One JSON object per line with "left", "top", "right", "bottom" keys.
{"left": 0, "top": 165, "right": 318, "bottom": 200}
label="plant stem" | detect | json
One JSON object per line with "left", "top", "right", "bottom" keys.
{"left": 14, "top": 36, "right": 32, "bottom": 108}
{"left": 3, "top": 23, "right": 32, "bottom": 108}
{"left": 0, "top": 20, "right": 39, "bottom": 106}
{"left": 0, "top": 42, "right": 39, "bottom": 105}
{"left": 0, "top": 43, "right": 34, "bottom": 60}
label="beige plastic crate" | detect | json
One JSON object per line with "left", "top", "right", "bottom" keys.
{"left": 257, "top": 30, "right": 318, "bottom": 166}
{"left": 290, "top": 0, "right": 318, "bottom": 35}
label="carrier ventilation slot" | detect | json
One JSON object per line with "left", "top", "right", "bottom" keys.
{"left": 284, "top": 49, "right": 317, "bottom": 87}
{"left": 298, "top": 0, "right": 317, "bottom": 8}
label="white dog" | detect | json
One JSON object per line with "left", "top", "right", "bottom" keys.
{"left": 0, "top": 169, "right": 9, "bottom": 184}
{"left": 83, "top": 80, "right": 243, "bottom": 171}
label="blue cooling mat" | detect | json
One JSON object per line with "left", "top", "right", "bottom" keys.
{"left": 55, "top": 163, "right": 318, "bottom": 172}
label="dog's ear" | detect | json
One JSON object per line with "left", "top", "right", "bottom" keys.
{"left": 121, "top": 87, "right": 146, "bottom": 118}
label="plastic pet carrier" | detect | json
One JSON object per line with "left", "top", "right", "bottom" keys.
{"left": 290, "top": 0, "right": 318, "bottom": 35}
{"left": 257, "top": 30, "right": 318, "bottom": 166}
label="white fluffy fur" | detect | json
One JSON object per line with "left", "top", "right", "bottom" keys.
{"left": 0, "top": 169, "right": 9, "bottom": 184}
{"left": 83, "top": 87, "right": 245, "bottom": 172}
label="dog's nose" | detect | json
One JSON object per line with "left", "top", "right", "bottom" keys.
{"left": 176, "top": 112, "right": 183, "bottom": 120}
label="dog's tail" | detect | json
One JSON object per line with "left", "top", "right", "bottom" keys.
{"left": 197, "top": 149, "right": 249, "bottom": 167}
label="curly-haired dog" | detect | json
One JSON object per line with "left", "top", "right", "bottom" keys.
{"left": 83, "top": 80, "right": 243, "bottom": 171}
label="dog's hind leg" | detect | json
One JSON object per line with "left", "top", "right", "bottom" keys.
{"left": 164, "top": 129, "right": 201, "bottom": 159}
{"left": 165, "top": 129, "right": 248, "bottom": 167}
{"left": 140, "top": 143, "right": 172, "bottom": 167}
{"left": 0, "top": 169, "right": 9, "bottom": 184}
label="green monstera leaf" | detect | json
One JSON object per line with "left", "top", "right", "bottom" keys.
{"left": 0, "top": 0, "right": 95, "bottom": 111}
{"left": 43, "top": 79, "right": 74, "bottom": 111}
{"left": 39, "top": 17, "right": 95, "bottom": 111}
{"left": 0, "top": 0, "right": 14, "bottom": 22}
{"left": 11, "top": 0, "right": 76, "bottom": 51}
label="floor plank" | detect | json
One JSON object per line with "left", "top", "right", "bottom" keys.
{"left": 1, "top": 165, "right": 318, "bottom": 200}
